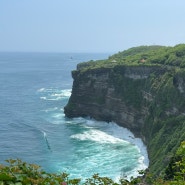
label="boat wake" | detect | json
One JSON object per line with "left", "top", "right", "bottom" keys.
{"left": 42, "top": 131, "right": 52, "bottom": 151}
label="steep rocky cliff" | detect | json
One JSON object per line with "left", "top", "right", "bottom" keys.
{"left": 65, "top": 65, "right": 164, "bottom": 138}
{"left": 64, "top": 45, "right": 185, "bottom": 176}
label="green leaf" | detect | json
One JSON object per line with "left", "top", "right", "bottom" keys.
{"left": 0, "top": 173, "right": 15, "bottom": 181}
{"left": 15, "top": 183, "right": 23, "bottom": 185}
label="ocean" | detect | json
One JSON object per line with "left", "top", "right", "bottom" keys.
{"left": 0, "top": 52, "right": 149, "bottom": 181}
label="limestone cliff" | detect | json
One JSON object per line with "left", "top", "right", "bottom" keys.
{"left": 64, "top": 45, "right": 185, "bottom": 176}
{"left": 65, "top": 65, "right": 165, "bottom": 138}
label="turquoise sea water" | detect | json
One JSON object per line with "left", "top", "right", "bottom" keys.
{"left": 0, "top": 52, "right": 148, "bottom": 181}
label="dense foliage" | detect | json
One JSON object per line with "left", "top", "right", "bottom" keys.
{"left": 77, "top": 44, "right": 185, "bottom": 72}
{"left": 110, "top": 44, "right": 185, "bottom": 67}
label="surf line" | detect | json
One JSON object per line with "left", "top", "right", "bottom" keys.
{"left": 42, "top": 131, "right": 52, "bottom": 151}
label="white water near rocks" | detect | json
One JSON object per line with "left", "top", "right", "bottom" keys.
{"left": 0, "top": 52, "right": 149, "bottom": 181}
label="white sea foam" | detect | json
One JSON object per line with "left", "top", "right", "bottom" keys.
{"left": 38, "top": 88, "right": 71, "bottom": 101}
{"left": 107, "top": 123, "right": 149, "bottom": 179}
{"left": 73, "top": 117, "right": 87, "bottom": 123}
{"left": 40, "top": 96, "right": 47, "bottom": 100}
{"left": 40, "top": 96, "right": 61, "bottom": 101}
{"left": 37, "top": 88, "right": 54, "bottom": 93}
{"left": 62, "top": 89, "right": 72, "bottom": 97}
{"left": 37, "top": 88, "right": 45, "bottom": 92}
{"left": 41, "top": 130, "right": 46, "bottom": 137}
{"left": 48, "top": 97, "right": 62, "bottom": 101}
{"left": 51, "top": 113, "right": 64, "bottom": 119}
{"left": 71, "top": 129, "right": 129, "bottom": 144}
{"left": 46, "top": 113, "right": 65, "bottom": 125}
{"left": 42, "top": 107, "right": 58, "bottom": 112}
{"left": 70, "top": 118, "right": 149, "bottom": 179}
{"left": 122, "top": 155, "right": 148, "bottom": 180}
{"left": 86, "top": 120, "right": 149, "bottom": 168}
{"left": 107, "top": 122, "right": 149, "bottom": 177}
{"left": 51, "top": 93, "right": 63, "bottom": 97}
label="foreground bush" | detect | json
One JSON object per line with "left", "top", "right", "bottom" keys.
{"left": 0, "top": 159, "right": 80, "bottom": 185}
{"left": 0, "top": 159, "right": 133, "bottom": 185}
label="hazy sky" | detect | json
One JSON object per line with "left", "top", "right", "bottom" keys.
{"left": 1, "top": 0, "right": 185, "bottom": 53}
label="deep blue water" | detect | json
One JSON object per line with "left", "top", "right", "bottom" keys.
{"left": 0, "top": 52, "right": 148, "bottom": 181}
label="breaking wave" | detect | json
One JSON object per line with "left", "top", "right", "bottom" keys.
{"left": 37, "top": 87, "right": 149, "bottom": 181}
{"left": 71, "top": 129, "right": 129, "bottom": 144}
{"left": 38, "top": 88, "right": 71, "bottom": 101}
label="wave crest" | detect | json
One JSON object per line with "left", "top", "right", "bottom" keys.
{"left": 70, "top": 129, "right": 128, "bottom": 144}
{"left": 37, "top": 88, "right": 71, "bottom": 101}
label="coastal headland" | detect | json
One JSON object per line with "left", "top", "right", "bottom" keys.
{"left": 65, "top": 44, "right": 185, "bottom": 176}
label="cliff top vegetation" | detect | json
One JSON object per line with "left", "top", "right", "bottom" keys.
{"left": 77, "top": 44, "right": 185, "bottom": 72}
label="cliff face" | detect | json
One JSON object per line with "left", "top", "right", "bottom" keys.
{"left": 64, "top": 45, "right": 185, "bottom": 176}
{"left": 65, "top": 66, "right": 165, "bottom": 138}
